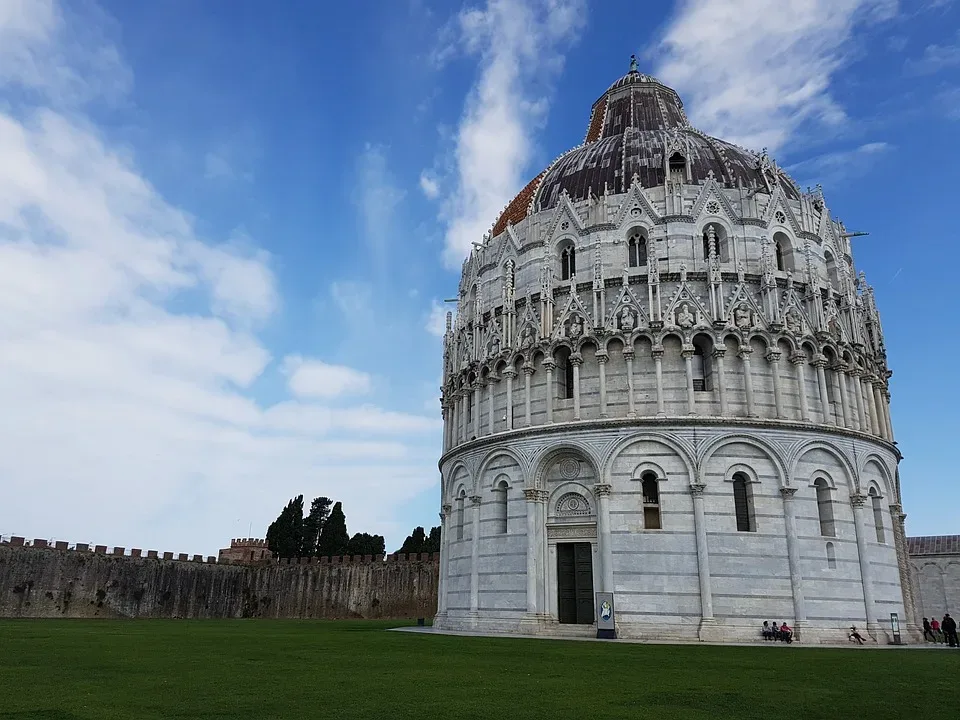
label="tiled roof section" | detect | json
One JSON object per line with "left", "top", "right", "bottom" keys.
{"left": 491, "top": 170, "right": 546, "bottom": 237}
{"left": 584, "top": 96, "right": 606, "bottom": 143}
{"left": 601, "top": 86, "right": 687, "bottom": 135}
{"left": 907, "top": 536, "right": 960, "bottom": 556}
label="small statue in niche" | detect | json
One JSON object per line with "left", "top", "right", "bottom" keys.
{"left": 676, "top": 303, "right": 695, "bottom": 329}
{"left": 827, "top": 316, "right": 841, "bottom": 341}
{"left": 567, "top": 315, "right": 584, "bottom": 339}
{"left": 785, "top": 308, "right": 803, "bottom": 336}
{"left": 519, "top": 326, "right": 535, "bottom": 349}
{"left": 619, "top": 307, "right": 636, "bottom": 332}
{"left": 489, "top": 335, "right": 501, "bottom": 356}
{"left": 733, "top": 303, "right": 752, "bottom": 330}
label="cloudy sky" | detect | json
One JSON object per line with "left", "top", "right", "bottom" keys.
{"left": 1, "top": 0, "right": 957, "bottom": 555}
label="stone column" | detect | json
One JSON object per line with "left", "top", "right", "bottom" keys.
{"left": 882, "top": 389, "right": 894, "bottom": 441}
{"left": 572, "top": 354, "right": 583, "bottom": 421}
{"left": 851, "top": 370, "right": 867, "bottom": 431}
{"left": 873, "top": 384, "right": 887, "bottom": 440}
{"left": 459, "top": 392, "right": 467, "bottom": 443}
{"left": 713, "top": 348, "right": 729, "bottom": 416}
{"left": 543, "top": 361, "right": 555, "bottom": 424}
{"left": 441, "top": 406, "right": 449, "bottom": 452}
{"left": 597, "top": 352, "right": 609, "bottom": 418}
{"left": 863, "top": 376, "right": 880, "bottom": 435}
{"left": 624, "top": 350, "right": 636, "bottom": 418}
{"left": 682, "top": 347, "right": 697, "bottom": 415}
{"left": 469, "top": 495, "right": 482, "bottom": 616}
{"left": 739, "top": 348, "right": 757, "bottom": 417}
{"left": 835, "top": 365, "right": 851, "bottom": 429}
{"left": 523, "top": 364, "right": 534, "bottom": 427}
{"left": 472, "top": 384, "right": 481, "bottom": 439}
{"left": 523, "top": 488, "right": 542, "bottom": 614}
{"left": 595, "top": 483, "right": 615, "bottom": 594}
{"left": 766, "top": 349, "right": 784, "bottom": 419}
{"left": 653, "top": 347, "right": 666, "bottom": 417}
{"left": 690, "top": 483, "right": 718, "bottom": 639}
{"left": 889, "top": 502, "right": 922, "bottom": 641}
{"left": 780, "top": 488, "right": 807, "bottom": 633}
{"left": 437, "top": 504, "right": 452, "bottom": 617}
{"left": 814, "top": 356, "right": 833, "bottom": 425}
{"left": 504, "top": 367, "right": 515, "bottom": 430}
{"left": 790, "top": 354, "right": 811, "bottom": 422}
{"left": 847, "top": 370, "right": 862, "bottom": 431}
{"left": 851, "top": 493, "right": 880, "bottom": 637}
{"left": 487, "top": 379, "right": 495, "bottom": 435}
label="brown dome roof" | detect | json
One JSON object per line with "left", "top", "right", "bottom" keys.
{"left": 492, "top": 69, "right": 800, "bottom": 235}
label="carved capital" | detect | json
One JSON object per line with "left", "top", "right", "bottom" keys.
{"left": 711, "top": 348, "right": 726, "bottom": 360}
{"left": 689, "top": 483, "right": 706, "bottom": 498}
{"left": 651, "top": 347, "right": 664, "bottom": 359}
{"left": 522, "top": 364, "right": 535, "bottom": 376}
{"left": 469, "top": 495, "right": 482, "bottom": 506}
{"left": 596, "top": 352, "right": 609, "bottom": 364}
{"left": 502, "top": 367, "right": 516, "bottom": 378}
{"left": 593, "top": 483, "right": 612, "bottom": 497}
{"left": 542, "top": 359, "right": 556, "bottom": 371}
{"left": 850, "top": 493, "right": 867, "bottom": 508}
{"left": 680, "top": 345, "right": 695, "bottom": 359}
{"left": 812, "top": 355, "right": 828, "bottom": 368}
{"left": 523, "top": 488, "right": 547, "bottom": 503}
{"left": 788, "top": 353, "right": 807, "bottom": 366}
{"left": 765, "top": 350, "right": 781, "bottom": 363}
{"left": 570, "top": 353, "right": 584, "bottom": 366}
{"left": 779, "top": 487, "right": 798, "bottom": 499}
{"left": 737, "top": 347, "right": 753, "bottom": 360}
{"left": 623, "top": 350, "right": 635, "bottom": 361}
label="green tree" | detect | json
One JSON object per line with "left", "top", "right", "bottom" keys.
{"left": 346, "top": 532, "right": 385, "bottom": 557}
{"left": 398, "top": 526, "right": 426, "bottom": 555}
{"left": 265, "top": 495, "right": 304, "bottom": 559}
{"left": 317, "top": 501, "right": 350, "bottom": 556}
{"left": 423, "top": 525, "right": 441, "bottom": 554}
{"left": 301, "top": 496, "right": 332, "bottom": 557}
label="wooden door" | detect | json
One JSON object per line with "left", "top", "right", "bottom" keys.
{"left": 557, "top": 542, "right": 594, "bottom": 624}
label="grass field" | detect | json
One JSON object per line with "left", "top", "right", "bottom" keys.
{"left": 0, "top": 620, "right": 958, "bottom": 720}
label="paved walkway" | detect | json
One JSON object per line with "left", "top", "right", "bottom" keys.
{"left": 391, "top": 625, "right": 953, "bottom": 650}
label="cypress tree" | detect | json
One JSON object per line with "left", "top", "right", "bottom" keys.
{"left": 317, "top": 501, "right": 350, "bottom": 556}
{"left": 398, "top": 526, "right": 427, "bottom": 555}
{"left": 265, "top": 495, "right": 304, "bottom": 559}
{"left": 301, "top": 496, "right": 332, "bottom": 557}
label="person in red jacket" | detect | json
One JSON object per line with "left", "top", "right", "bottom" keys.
{"left": 931, "top": 617, "right": 943, "bottom": 643}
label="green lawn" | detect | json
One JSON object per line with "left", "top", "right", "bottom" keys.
{"left": 0, "top": 620, "right": 957, "bottom": 720}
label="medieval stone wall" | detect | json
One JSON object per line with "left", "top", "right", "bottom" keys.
{"left": 0, "top": 542, "right": 438, "bottom": 620}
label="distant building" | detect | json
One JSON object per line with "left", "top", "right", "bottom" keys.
{"left": 218, "top": 538, "right": 272, "bottom": 565}
{"left": 435, "top": 61, "right": 914, "bottom": 643}
{"left": 908, "top": 536, "right": 960, "bottom": 620}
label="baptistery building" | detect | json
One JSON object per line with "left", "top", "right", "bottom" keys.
{"left": 435, "top": 62, "right": 916, "bottom": 643}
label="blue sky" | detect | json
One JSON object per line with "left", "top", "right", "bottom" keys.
{"left": 0, "top": 0, "right": 958, "bottom": 555}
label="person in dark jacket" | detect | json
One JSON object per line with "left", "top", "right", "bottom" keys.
{"left": 942, "top": 614, "right": 958, "bottom": 647}
{"left": 923, "top": 617, "right": 935, "bottom": 642}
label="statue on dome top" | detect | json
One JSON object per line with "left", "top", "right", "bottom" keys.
{"left": 629, "top": 55, "right": 639, "bottom": 73}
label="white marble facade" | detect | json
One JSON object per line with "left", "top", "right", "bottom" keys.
{"left": 435, "top": 67, "right": 915, "bottom": 643}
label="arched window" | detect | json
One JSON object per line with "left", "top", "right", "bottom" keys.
{"left": 456, "top": 490, "right": 466, "bottom": 541}
{"left": 561, "top": 245, "right": 576, "bottom": 281}
{"left": 824, "top": 250, "right": 839, "bottom": 289}
{"left": 494, "top": 479, "right": 509, "bottom": 534}
{"left": 814, "top": 478, "right": 835, "bottom": 537}
{"left": 732, "top": 472, "right": 755, "bottom": 532}
{"left": 555, "top": 347, "right": 574, "bottom": 400}
{"left": 669, "top": 152, "right": 686, "bottom": 183}
{"left": 628, "top": 231, "right": 647, "bottom": 267}
{"left": 702, "top": 224, "right": 727, "bottom": 262}
{"left": 641, "top": 472, "right": 661, "bottom": 530}
{"left": 869, "top": 487, "right": 885, "bottom": 543}
{"left": 826, "top": 541, "right": 836, "bottom": 569}
{"left": 691, "top": 337, "right": 711, "bottom": 391}
{"left": 775, "top": 242, "right": 785, "bottom": 271}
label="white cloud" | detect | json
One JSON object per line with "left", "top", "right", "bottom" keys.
{"left": 436, "top": 0, "right": 586, "bottom": 268}
{"left": 354, "top": 143, "right": 404, "bottom": 277}
{"left": 938, "top": 86, "right": 960, "bottom": 119}
{"left": 786, "top": 141, "right": 892, "bottom": 186}
{"left": 282, "top": 356, "right": 372, "bottom": 398}
{"left": 419, "top": 170, "right": 440, "bottom": 199}
{"left": 0, "top": 1, "right": 439, "bottom": 554}
{"left": 426, "top": 299, "right": 449, "bottom": 337}
{"left": 654, "top": 0, "right": 897, "bottom": 152}
{"left": 905, "top": 31, "right": 960, "bottom": 74}
{"left": 329, "top": 280, "right": 372, "bottom": 317}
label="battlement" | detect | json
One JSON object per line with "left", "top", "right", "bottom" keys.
{"left": 230, "top": 538, "right": 267, "bottom": 548}
{"left": 0, "top": 536, "right": 440, "bottom": 567}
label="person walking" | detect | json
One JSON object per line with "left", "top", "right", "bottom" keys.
{"left": 931, "top": 617, "right": 943, "bottom": 643}
{"left": 923, "top": 617, "right": 935, "bottom": 642}
{"left": 942, "top": 614, "right": 958, "bottom": 648}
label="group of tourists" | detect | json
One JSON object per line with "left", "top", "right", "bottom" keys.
{"left": 761, "top": 621, "right": 793, "bottom": 643}
{"left": 922, "top": 614, "right": 959, "bottom": 646}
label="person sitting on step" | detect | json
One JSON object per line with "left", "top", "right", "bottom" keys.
{"left": 849, "top": 626, "right": 866, "bottom": 645}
